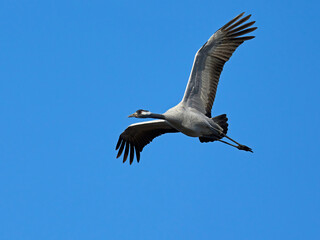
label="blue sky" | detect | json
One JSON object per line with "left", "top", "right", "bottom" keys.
{"left": 1, "top": 0, "right": 319, "bottom": 239}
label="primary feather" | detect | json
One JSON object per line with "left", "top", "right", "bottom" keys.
{"left": 116, "top": 120, "right": 178, "bottom": 164}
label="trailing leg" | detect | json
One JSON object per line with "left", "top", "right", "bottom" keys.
{"left": 222, "top": 134, "right": 253, "bottom": 152}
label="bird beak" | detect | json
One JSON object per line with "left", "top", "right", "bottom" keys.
{"left": 128, "top": 113, "right": 136, "bottom": 118}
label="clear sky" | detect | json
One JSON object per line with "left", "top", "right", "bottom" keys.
{"left": 1, "top": 0, "right": 319, "bottom": 239}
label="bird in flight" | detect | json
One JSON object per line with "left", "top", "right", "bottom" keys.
{"left": 116, "top": 12, "right": 257, "bottom": 164}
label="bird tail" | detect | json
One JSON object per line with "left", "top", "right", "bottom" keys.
{"left": 199, "top": 114, "right": 228, "bottom": 143}
{"left": 212, "top": 114, "right": 228, "bottom": 134}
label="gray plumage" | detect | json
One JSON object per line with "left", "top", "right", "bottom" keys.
{"left": 116, "top": 13, "right": 256, "bottom": 164}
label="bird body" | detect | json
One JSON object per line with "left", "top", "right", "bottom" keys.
{"left": 116, "top": 13, "right": 257, "bottom": 164}
{"left": 164, "top": 105, "right": 222, "bottom": 137}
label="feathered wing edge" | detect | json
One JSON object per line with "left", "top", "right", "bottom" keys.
{"left": 115, "top": 120, "right": 178, "bottom": 164}
{"left": 182, "top": 12, "right": 257, "bottom": 117}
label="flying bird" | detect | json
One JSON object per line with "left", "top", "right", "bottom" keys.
{"left": 116, "top": 13, "right": 257, "bottom": 164}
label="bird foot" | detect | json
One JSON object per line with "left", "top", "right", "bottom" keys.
{"left": 237, "top": 144, "right": 253, "bottom": 153}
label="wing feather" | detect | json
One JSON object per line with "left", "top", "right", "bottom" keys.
{"left": 115, "top": 120, "right": 178, "bottom": 164}
{"left": 181, "top": 13, "right": 257, "bottom": 117}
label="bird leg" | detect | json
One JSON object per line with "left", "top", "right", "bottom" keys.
{"left": 219, "top": 135, "right": 253, "bottom": 153}
{"left": 217, "top": 139, "right": 239, "bottom": 148}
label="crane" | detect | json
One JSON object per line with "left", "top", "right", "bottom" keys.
{"left": 116, "top": 13, "right": 257, "bottom": 164}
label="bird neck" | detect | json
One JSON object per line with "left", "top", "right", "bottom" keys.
{"left": 146, "top": 113, "right": 165, "bottom": 120}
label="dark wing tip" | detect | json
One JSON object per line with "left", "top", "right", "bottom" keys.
{"left": 115, "top": 136, "right": 142, "bottom": 164}
{"left": 123, "top": 142, "right": 130, "bottom": 163}
{"left": 221, "top": 12, "right": 245, "bottom": 30}
{"left": 228, "top": 27, "right": 257, "bottom": 38}
{"left": 221, "top": 13, "right": 257, "bottom": 40}
{"left": 116, "top": 137, "right": 122, "bottom": 150}
{"left": 116, "top": 122, "right": 177, "bottom": 164}
{"left": 116, "top": 139, "right": 125, "bottom": 158}
{"left": 129, "top": 144, "right": 135, "bottom": 165}
{"left": 135, "top": 145, "right": 141, "bottom": 163}
{"left": 231, "top": 36, "right": 255, "bottom": 41}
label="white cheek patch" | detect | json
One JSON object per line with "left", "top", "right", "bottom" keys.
{"left": 141, "top": 111, "right": 151, "bottom": 115}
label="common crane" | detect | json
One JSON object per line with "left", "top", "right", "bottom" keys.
{"left": 116, "top": 13, "right": 257, "bottom": 164}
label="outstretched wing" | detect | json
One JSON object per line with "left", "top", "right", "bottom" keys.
{"left": 181, "top": 13, "right": 257, "bottom": 117}
{"left": 115, "top": 120, "right": 178, "bottom": 164}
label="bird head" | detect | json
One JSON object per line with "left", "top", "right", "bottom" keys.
{"left": 128, "top": 109, "right": 151, "bottom": 118}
